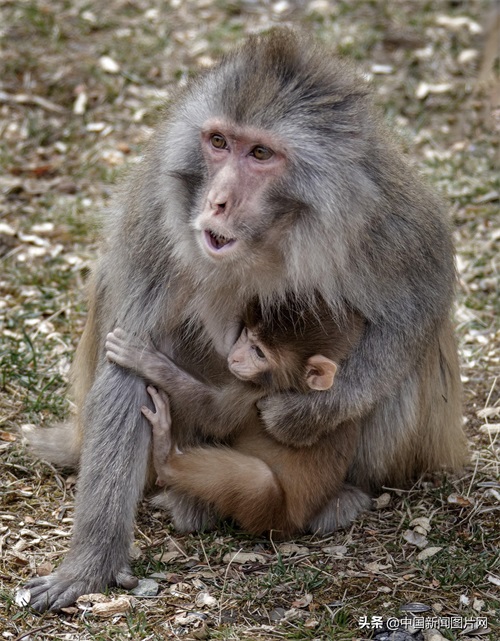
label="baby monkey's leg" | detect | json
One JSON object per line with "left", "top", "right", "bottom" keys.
{"left": 142, "top": 386, "right": 176, "bottom": 487}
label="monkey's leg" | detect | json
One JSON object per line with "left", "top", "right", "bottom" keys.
{"left": 308, "top": 484, "right": 372, "bottom": 533}
{"left": 163, "top": 447, "right": 287, "bottom": 535}
{"left": 25, "top": 365, "right": 151, "bottom": 612}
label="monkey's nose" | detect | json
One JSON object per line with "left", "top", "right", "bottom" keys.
{"left": 213, "top": 201, "right": 226, "bottom": 215}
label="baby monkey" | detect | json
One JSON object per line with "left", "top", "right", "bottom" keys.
{"left": 106, "top": 300, "right": 365, "bottom": 535}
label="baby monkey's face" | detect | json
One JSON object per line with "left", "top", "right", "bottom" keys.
{"left": 227, "top": 325, "right": 337, "bottom": 392}
{"left": 227, "top": 327, "right": 272, "bottom": 382}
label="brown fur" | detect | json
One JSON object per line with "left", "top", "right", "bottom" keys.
{"left": 117, "top": 298, "right": 364, "bottom": 536}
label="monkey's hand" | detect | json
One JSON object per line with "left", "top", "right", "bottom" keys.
{"left": 142, "top": 385, "right": 176, "bottom": 487}
{"left": 258, "top": 393, "right": 328, "bottom": 447}
{"left": 24, "top": 563, "right": 138, "bottom": 612}
{"left": 105, "top": 327, "right": 155, "bottom": 374}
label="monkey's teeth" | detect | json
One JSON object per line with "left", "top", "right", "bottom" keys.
{"left": 205, "top": 229, "right": 236, "bottom": 251}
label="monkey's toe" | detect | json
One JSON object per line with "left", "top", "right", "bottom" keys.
{"left": 25, "top": 575, "right": 91, "bottom": 612}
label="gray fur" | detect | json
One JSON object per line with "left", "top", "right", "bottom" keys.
{"left": 24, "top": 29, "right": 464, "bottom": 611}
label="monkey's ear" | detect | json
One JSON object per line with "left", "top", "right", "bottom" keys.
{"left": 305, "top": 355, "right": 337, "bottom": 391}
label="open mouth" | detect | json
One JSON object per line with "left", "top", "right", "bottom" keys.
{"left": 203, "top": 229, "right": 237, "bottom": 253}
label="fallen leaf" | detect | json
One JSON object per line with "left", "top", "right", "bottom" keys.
{"left": 365, "top": 561, "right": 391, "bottom": 573}
{"left": 292, "top": 593, "right": 313, "bottom": 608}
{"left": 36, "top": 561, "right": 54, "bottom": 576}
{"left": 76, "top": 593, "right": 134, "bottom": 617}
{"left": 0, "top": 431, "right": 16, "bottom": 442}
{"left": 304, "top": 618, "right": 319, "bottom": 628}
{"left": 403, "top": 529, "right": 428, "bottom": 548}
{"left": 93, "top": 596, "right": 134, "bottom": 617}
{"left": 447, "top": 493, "right": 475, "bottom": 507}
{"left": 323, "top": 545, "right": 348, "bottom": 556}
{"left": 222, "top": 551, "right": 267, "bottom": 564}
{"left": 410, "top": 517, "right": 431, "bottom": 532}
{"left": 278, "top": 543, "right": 309, "bottom": 556}
{"left": 374, "top": 493, "right": 391, "bottom": 509}
{"left": 417, "top": 547, "right": 442, "bottom": 561}
{"left": 195, "top": 591, "right": 217, "bottom": 608}
{"left": 153, "top": 549, "right": 180, "bottom": 562}
{"left": 15, "top": 588, "right": 31, "bottom": 607}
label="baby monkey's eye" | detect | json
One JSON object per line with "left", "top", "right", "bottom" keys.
{"left": 252, "top": 345, "right": 266, "bottom": 359}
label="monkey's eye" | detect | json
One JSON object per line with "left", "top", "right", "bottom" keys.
{"left": 210, "top": 134, "right": 227, "bottom": 149}
{"left": 252, "top": 345, "right": 266, "bottom": 359}
{"left": 251, "top": 146, "right": 273, "bottom": 161}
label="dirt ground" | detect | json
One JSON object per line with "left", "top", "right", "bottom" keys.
{"left": 0, "top": 1, "right": 498, "bottom": 639}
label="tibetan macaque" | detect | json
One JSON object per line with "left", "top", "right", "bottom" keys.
{"left": 104, "top": 300, "right": 366, "bottom": 536}
{"left": 24, "top": 28, "right": 465, "bottom": 611}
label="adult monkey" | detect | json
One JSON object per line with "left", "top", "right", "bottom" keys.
{"left": 24, "top": 28, "right": 465, "bottom": 611}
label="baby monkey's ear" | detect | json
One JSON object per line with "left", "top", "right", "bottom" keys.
{"left": 305, "top": 355, "right": 338, "bottom": 391}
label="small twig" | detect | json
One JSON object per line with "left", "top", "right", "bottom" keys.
{"left": 218, "top": 547, "right": 242, "bottom": 626}
{"left": 0, "top": 91, "right": 65, "bottom": 114}
{"left": 14, "top": 625, "right": 52, "bottom": 641}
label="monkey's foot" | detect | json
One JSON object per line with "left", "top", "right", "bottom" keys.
{"left": 308, "top": 484, "right": 372, "bottom": 533}
{"left": 24, "top": 564, "right": 138, "bottom": 612}
{"left": 151, "top": 488, "right": 217, "bottom": 532}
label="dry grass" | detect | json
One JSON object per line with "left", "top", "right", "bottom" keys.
{"left": 0, "top": 1, "right": 498, "bottom": 639}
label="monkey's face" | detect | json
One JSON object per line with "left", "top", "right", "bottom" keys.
{"left": 192, "top": 119, "right": 288, "bottom": 263}
{"left": 227, "top": 327, "right": 273, "bottom": 381}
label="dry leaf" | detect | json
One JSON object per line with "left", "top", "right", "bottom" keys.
{"left": 479, "top": 423, "right": 500, "bottom": 434}
{"left": 417, "top": 547, "right": 442, "bottom": 561}
{"left": 36, "top": 561, "right": 54, "bottom": 576}
{"left": 323, "top": 545, "right": 348, "bottom": 556}
{"left": 291, "top": 593, "right": 313, "bottom": 608}
{"left": 15, "top": 588, "right": 31, "bottom": 607}
{"left": 76, "top": 593, "right": 134, "bottom": 617}
{"left": 153, "top": 549, "right": 180, "bottom": 562}
{"left": 374, "top": 493, "right": 391, "bottom": 509}
{"left": 9, "top": 551, "right": 28, "bottom": 565}
{"left": 304, "top": 618, "right": 319, "bottom": 628}
{"left": 477, "top": 407, "right": 500, "bottom": 419}
{"left": 93, "top": 596, "right": 134, "bottom": 617}
{"left": 403, "top": 529, "right": 428, "bottom": 548}
{"left": 0, "top": 431, "right": 16, "bottom": 442}
{"left": 222, "top": 551, "right": 267, "bottom": 564}
{"left": 195, "top": 591, "right": 217, "bottom": 608}
{"left": 447, "top": 493, "right": 475, "bottom": 507}
{"left": 365, "top": 561, "right": 391, "bottom": 573}
{"left": 410, "top": 517, "right": 431, "bottom": 532}
{"left": 278, "top": 543, "right": 309, "bottom": 556}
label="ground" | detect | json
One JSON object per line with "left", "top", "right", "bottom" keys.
{"left": 0, "top": 1, "right": 498, "bottom": 640}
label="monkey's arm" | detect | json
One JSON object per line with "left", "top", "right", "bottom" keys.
{"left": 106, "top": 328, "right": 255, "bottom": 440}
{"left": 260, "top": 194, "right": 457, "bottom": 450}
{"left": 258, "top": 315, "right": 422, "bottom": 446}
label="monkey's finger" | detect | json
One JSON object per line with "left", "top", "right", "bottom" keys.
{"left": 146, "top": 385, "right": 171, "bottom": 413}
{"left": 141, "top": 406, "right": 158, "bottom": 423}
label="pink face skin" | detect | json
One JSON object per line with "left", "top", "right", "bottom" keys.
{"left": 227, "top": 327, "right": 271, "bottom": 380}
{"left": 193, "top": 119, "right": 287, "bottom": 261}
